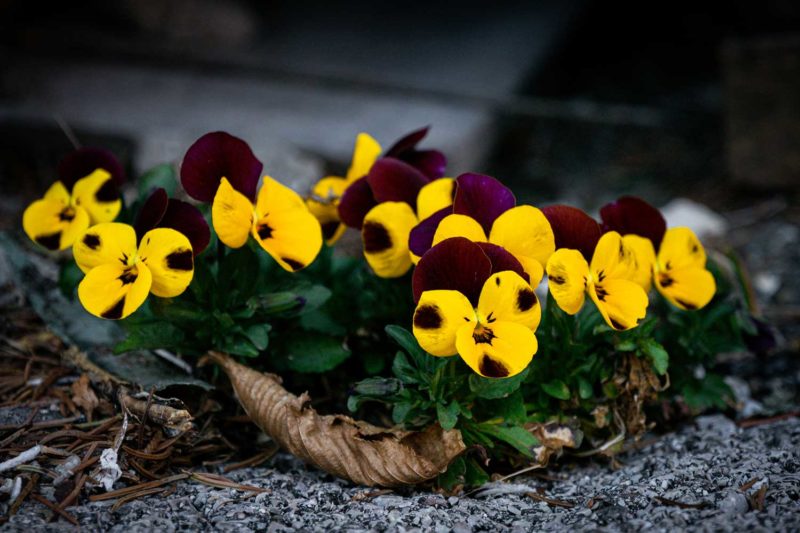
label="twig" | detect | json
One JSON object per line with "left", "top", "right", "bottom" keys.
{"left": 186, "top": 471, "right": 269, "bottom": 494}
{"left": 0, "top": 415, "right": 82, "bottom": 432}
{"left": 137, "top": 387, "right": 156, "bottom": 449}
{"left": 89, "top": 473, "right": 189, "bottom": 502}
{"left": 654, "top": 496, "right": 709, "bottom": 509}
{"left": 526, "top": 491, "right": 575, "bottom": 509}
{"left": 737, "top": 412, "right": 799, "bottom": 429}
{"left": 8, "top": 474, "right": 39, "bottom": 516}
{"left": 351, "top": 489, "right": 393, "bottom": 502}
{"left": 110, "top": 486, "right": 168, "bottom": 511}
{"left": 153, "top": 349, "right": 193, "bottom": 375}
{"left": 30, "top": 493, "right": 79, "bottom": 526}
{"left": 222, "top": 446, "right": 279, "bottom": 473}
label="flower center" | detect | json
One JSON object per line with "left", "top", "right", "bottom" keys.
{"left": 472, "top": 323, "right": 496, "bottom": 345}
{"left": 58, "top": 207, "right": 76, "bottom": 222}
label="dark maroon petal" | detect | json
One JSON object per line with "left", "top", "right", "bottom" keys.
{"left": 180, "top": 131, "right": 263, "bottom": 203}
{"left": 386, "top": 127, "right": 430, "bottom": 157}
{"left": 412, "top": 237, "right": 491, "bottom": 306}
{"left": 159, "top": 199, "right": 211, "bottom": 256}
{"left": 134, "top": 188, "right": 168, "bottom": 239}
{"left": 541, "top": 205, "right": 601, "bottom": 260}
{"left": 453, "top": 173, "right": 516, "bottom": 235}
{"left": 400, "top": 149, "right": 447, "bottom": 180}
{"left": 338, "top": 176, "right": 377, "bottom": 229}
{"left": 476, "top": 242, "right": 528, "bottom": 283}
{"left": 58, "top": 147, "right": 125, "bottom": 189}
{"left": 600, "top": 195, "right": 667, "bottom": 250}
{"left": 409, "top": 206, "right": 451, "bottom": 257}
{"left": 366, "top": 157, "right": 430, "bottom": 209}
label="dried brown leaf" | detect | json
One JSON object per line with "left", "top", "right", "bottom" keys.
{"left": 71, "top": 374, "right": 99, "bottom": 422}
{"left": 208, "top": 352, "right": 466, "bottom": 487}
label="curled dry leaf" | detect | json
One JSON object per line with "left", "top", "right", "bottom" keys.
{"left": 71, "top": 374, "right": 99, "bottom": 422}
{"left": 525, "top": 421, "right": 582, "bottom": 465}
{"left": 207, "top": 351, "right": 466, "bottom": 487}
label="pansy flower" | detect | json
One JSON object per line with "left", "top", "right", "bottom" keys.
{"left": 412, "top": 237, "right": 540, "bottom": 378}
{"left": 306, "top": 133, "right": 382, "bottom": 244}
{"left": 72, "top": 222, "right": 194, "bottom": 319}
{"left": 546, "top": 231, "right": 648, "bottom": 331}
{"left": 409, "top": 174, "right": 555, "bottom": 284}
{"left": 23, "top": 148, "right": 124, "bottom": 251}
{"left": 135, "top": 188, "right": 211, "bottom": 256}
{"left": 599, "top": 196, "right": 715, "bottom": 310}
{"left": 181, "top": 131, "right": 322, "bottom": 272}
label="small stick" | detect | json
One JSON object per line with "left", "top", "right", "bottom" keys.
{"left": 0, "top": 445, "right": 41, "bottom": 473}
{"left": 8, "top": 473, "right": 39, "bottom": 516}
{"left": 89, "top": 473, "right": 189, "bottom": 502}
{"left": 526, "top": 491, "right": 575, "bottom": 509}
{"left": 30, "top": 493, "right": 79, "bottom": 526}
{"left": 137, "top": 387, "right": 156, "bottom": 449}
{"left": 110, "top": 486, "right": 167, "bottom": 511}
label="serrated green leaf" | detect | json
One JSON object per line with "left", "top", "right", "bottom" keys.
{"left": 283, "top": 335, "right": 350, "bottom": 373}
{"left": 641, "top": 338, "right": 669, "bottom": 375}
{"left": 437, "top": 401, "right": 460, "bottom": 430}
{"left": 469, "top": 368, "right": 529, "bottom": 399}
{"left": 541, "top": 380, "right": 570, "bottom": 400}
{"left": 478, "top": 424, "right": 539, "bottom": 458}
{"left": 138, "top": 163, "right": 177, "bottom": 198}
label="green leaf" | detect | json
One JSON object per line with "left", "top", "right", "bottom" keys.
{"left": 138, "top": 163, "right": 177, "bottom": 198}
{"left": 392, "top": 400, "right": 415, "bottom": 424}
{"left": 615, "top": 339, "right": 637, "bottom": 352}
{"left": 57, "top": 260, "right": 83, "bottom": 298}
{"left": 253, "top": 285, "right": 332, "bottom": 318}
{"left": 113, "top": 322, "right": 185, "bottom": 354}
{"left": 577, "top": 377, "right": 593, "bottom": 400}
{"left": 541, "top": 380, "right": 571, "bottom": 400}
{"left": 385, "top": 325, "right": 428, "bottom": 366}
{"left": 351, "top": 377, "right": 402, "bottom": 397}
{"left": 220, "top": 334, "right": 260, "bottom": 358}
{"left": 641, "top": 338, "right": 669, "bottom": 375}
{"left": 299, "top": 310, "right": 346, "bottom": 336}
{"left": 437, "top": 457, "right": 465, "bottom": 491}
{"left": 478, "top": 424, "right": 539, "bottom": 458}
{"left": 464, "top": 457, "right": 490, "bottom": 487}
{"left": 283, "top": 335, "right": 350, "bottom": 373}
{"left": 437, "top": 401, "right": 460, "bottom": 430}
{"left": 482, "top": 391, "right": 526, "bottom": 425}
{"left": 218, "top": 246, "right": 260, "bottom": 307}
{"left": 392, "top": 351, "right": 420, "bottom": 385}
{"left": 244, "top": 323, "right": 271, "bottom": 351}
{"left": 469, "top": 368, "right": 529, "bottom": 399}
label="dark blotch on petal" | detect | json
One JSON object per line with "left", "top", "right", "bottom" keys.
{"left": 600, "top": 196, "right": 666, "bottom": 250}
{"left": 58, "top": 147, "right": 126, "bottom": 189}
{"left": 83, "top": 234, "right": 101, "bottom": 250}
{"left": 516, "top": 288, "right": 537, "bottom": 312}
{"left": 453, "top": 173, "right": 516, "bottom": 235}
{"left": 59, "top": 208, "right": 76, "bottom": 222}
{"left": 36, "top": 232, "right": 62, "bottom": 251}
{"left": 166, "top": 249, "right": 193, "bottom": 271}
{"left": 659, "top": 274, "right": 674, "bottom": 288}
{"left": 257, "top": 224, "right": 273, "bottom": 240}
{"left": 548, "top": 275, "right": 565, "bottom": 285}
{"left": 281, "top": 257, "right": 305, "bottom": 271}
{"left": 609, "top": 317, "right": 626, "bottom": 330}
{"left": 338, "top": 176, "right": 377, "bottom": 229}
{"left": 362, "top": 222, "right": 392, "bottom": 253}
{"left": 479, "top": 355, "right": 509, "bottom": 378}
{"left": 102, "top": 297, "right": 126, "bottom": 320}
{"left": 413, "top": 305, "right": 443, "bottom": 329}
{"left": 118, "top": 270, "right": 138, "bottom": 285}
{"left": 676, "top": 299, "right": 697, "bottom": 311}
{"left": 541, "top": 205, "right": 601, "bottom": 260}
{"left": 595, "top": 285, "right": 609, "bottom": 302}
{"left": 94, "top": 179, "right": 119, "bottom": 202}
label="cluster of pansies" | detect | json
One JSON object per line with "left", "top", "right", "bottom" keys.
{"left": 22, "top": 128, "right": 716, "bottom": 382}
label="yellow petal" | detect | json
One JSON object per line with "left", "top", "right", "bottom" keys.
{"left": 71, "top": 169, "right": 122, "bottom": 224}
{"left": 345, "top": 133, "right": 382, "bottom": 183}
{"left": 658, "top": 227, "right": 707, "bottom": 272}
{"left": 489, "top": 205, "right": 555, "bottom": 280}
{"left": 253, "top": 177, "right": 323, "bottom": 272}
{"left": 588, "top": 278, "right": 648, "bottom": 331}
{"left": 23, "top": 199, "right": 90, "bottom": 251}
{"left": 477, "top": 271, "right": 541, "bottom": 331}
{"left": 307, "top": 176, "right": 348, "bottom": 245}
{"left": 545, "top": 249, "right": 588, "bottom": 315}
{"left": 590, "top": 231, "right": 637, "bottom": 282}
{"left": 78, "top": 262, "right": 152, "bottom": 320}
{"left": 623, "top": 234, "right": 656, "bottom": 291}
{"left": 413, "top": 290, "right": 476, "bottom": 356}
{"left": 655, "top": 266, "right": 716, "bottom": 311}
{"left": 73, "top": 222, "right": 137, "bottom": 273}
{"left": 212, "top": 177, "right": 254, "bottom": 249}
{"left": 138, "top": 228, "right": 194, "bottom": 298}
{"left": 361, "top": 201, "right": 418, "bottom": 278}
{"left": 516, "top": 255, "right": 545, "bottom": 286}
{"left": 432, "top": 214, "right": 487, "bottom": 247}
{"left": 416, "top": 178, "right": 454, "bottom": 220}
{"left": 456, "top": 320, "right": 537, "bottom": 378}
{"left": 43, "top": 181, "right": 70, "bottom": 204}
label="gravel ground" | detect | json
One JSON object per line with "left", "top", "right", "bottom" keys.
{"left": 6, "top": 414, "right": 799, "bottom": 532}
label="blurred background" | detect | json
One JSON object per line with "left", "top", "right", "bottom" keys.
{"left": 0, "top": 0, "right": 798, "bottom": 216}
